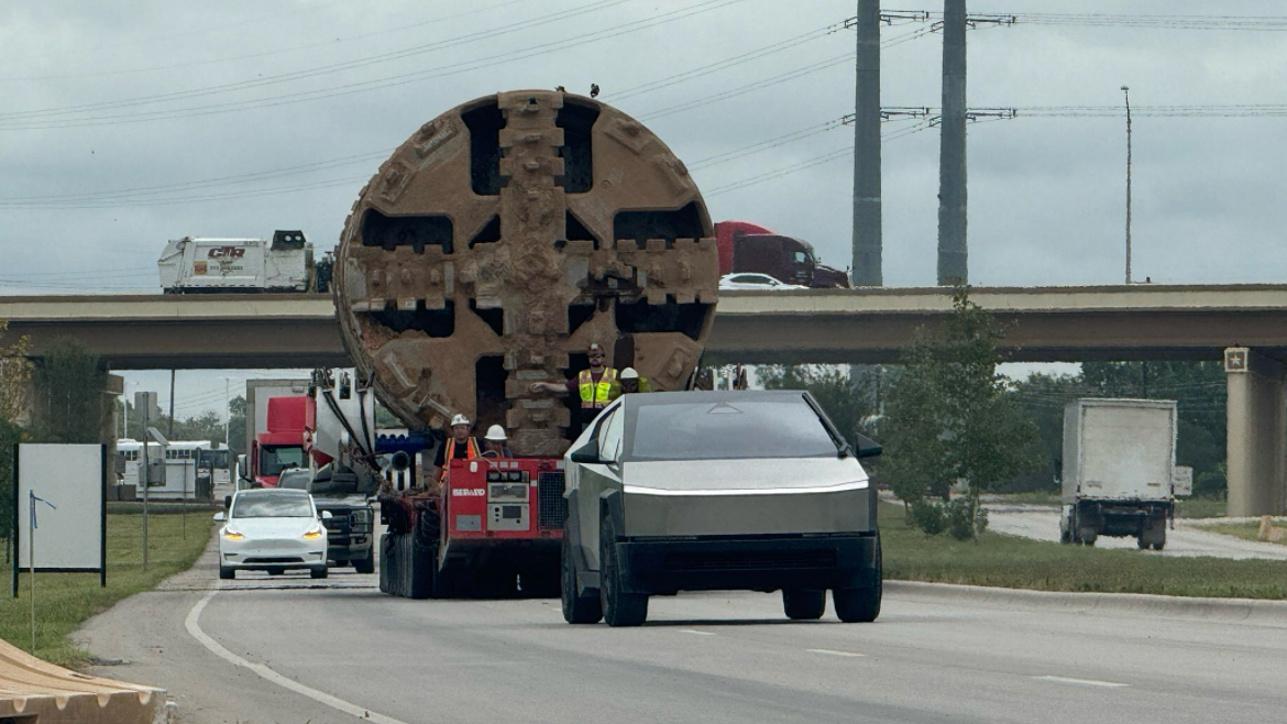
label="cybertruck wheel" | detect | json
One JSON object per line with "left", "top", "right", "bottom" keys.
{"left": 562, "top": 536, "right": 602, "bottom": 624}
{"left": 600, "top": 516, "right": 647, "bottom": 627}
{"left": 835, "top": 534, "right": 881, "bottom": 623}
{"left": 782, "top": 589, "right": 826, "bottom": 620}
{"left": 355, "top": 547, "right": 376, "bottom": 574}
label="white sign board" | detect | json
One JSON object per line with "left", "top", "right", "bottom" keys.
{"left": 1171, "top": 465, "right": 1194, "bottom": 497}
{"left": 15, "top": 444, "right": 105, "bottom": 573}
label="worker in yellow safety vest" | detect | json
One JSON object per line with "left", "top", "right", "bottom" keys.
{"left": 430, "top": 413, "right": 480, "bottom": 487}
{"left": 618, "top": 367, "right": 652, "bottom": 394}
{"left": 529, "top": 342, "right": 620, "bottom": 431}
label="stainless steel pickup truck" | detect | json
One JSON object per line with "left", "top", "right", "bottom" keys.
{"left": 560, "top": 390, "right": 882, "bottom": 627}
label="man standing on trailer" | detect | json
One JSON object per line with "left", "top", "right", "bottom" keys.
{"left": 529, "top": 342, "right": 620, "bottom": 433}
{"left": 430, "top": 414, "right": 480, "bottom": 488}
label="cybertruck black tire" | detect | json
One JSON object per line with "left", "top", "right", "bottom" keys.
{"left": 600, "top": 516, "right": 647, "bottom": 627}
{"left": 783, "top": 589, "right": 826, "bottom": 620}
{"left": 562, "top": 536, "right": 602, "bottom": 624}
{"left": 834, "top": 534, "right": 882, "bottom": 623}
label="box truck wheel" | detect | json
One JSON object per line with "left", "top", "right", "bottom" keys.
{"left": 561, "top": 536, "right": 602, "bottom": 624}
{"left": 782, "top": 589, "right": 826, "bottom": 620}
{"left": 1078, "top": 528, "right": 1097, "bottom": 546}
{"left": 600, "top": 516, "right": 648, "bottom": 627}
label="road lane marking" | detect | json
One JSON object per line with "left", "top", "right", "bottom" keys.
{"left": 806, "top": 648, "right": 865, "bottom": 658}
{"left": 185, "top": 590, "right": 408, "bottom": 724}
{"left": 1033, "top": 675, "right": 1128, "bottom": 688}
{"left": 680, "top": 629, "right": 716, "bottom": 636}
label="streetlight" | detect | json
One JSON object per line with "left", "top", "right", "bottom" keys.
{"left": 1121, "top": 84, "right": 1133, "bottom": 285}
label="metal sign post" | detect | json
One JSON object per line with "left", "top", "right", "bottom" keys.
{"left": 28, "top": 490, "right": 55, "bottom": 654}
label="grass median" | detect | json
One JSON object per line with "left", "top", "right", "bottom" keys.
{"left": 881, "top": 502, "right": 1287, "bottom": 600}
{"left": 0, "top": 511, "right": 213, "bottom": 667}
{"left": 1200, "top": 519, "right": 1287, "bottom": 546}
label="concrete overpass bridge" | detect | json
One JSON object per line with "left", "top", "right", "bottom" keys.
{"left": 3, "top": 284, "right": 1286, "bottom": 516}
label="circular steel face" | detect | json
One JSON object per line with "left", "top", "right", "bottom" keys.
{"left": 334, "top": 90, "right": 718, "bottom": 455}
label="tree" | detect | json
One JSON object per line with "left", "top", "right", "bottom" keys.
{"left": 227, "top": 396, "right": 247, "bottom": 457}
{"left": 758, "top": 365, "right": 874, "bottom": 446}
{"left": 31, "top": 341, "right": 105, "bottom": 444}
{"left": 880, "top": 287, "right": 1040, "bottom": 538}
{"left": 0, "top": 321, "right": 32, "bottom": 541}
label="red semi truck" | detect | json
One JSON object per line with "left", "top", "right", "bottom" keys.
{"left": 251, "top": 395, "right": 324, "bottom": 488}
{"left": 715, "top": 220, "right": 850, "bottom": 288}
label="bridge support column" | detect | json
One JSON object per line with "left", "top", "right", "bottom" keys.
{"left": 1225, "top": 347, "right": 1287, "bottom": 516}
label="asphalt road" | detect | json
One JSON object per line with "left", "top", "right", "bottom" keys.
{"left": 986, "top": 505, "right": 1287, "bottom": 560}
{"left": 76, "top": 531, "right": 1287, "bottom": 724}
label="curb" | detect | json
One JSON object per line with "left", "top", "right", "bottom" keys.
{"left": 886, "top": 579, "right": 1287, "bottom": 625}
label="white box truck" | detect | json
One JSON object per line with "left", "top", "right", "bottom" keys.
{"left": 1059, "top": 398, "right": 1182, "bottom": 550}
{"left": 158, "top": 229, "right": 329, "bottom": 293}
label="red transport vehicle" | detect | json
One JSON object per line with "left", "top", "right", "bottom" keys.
{"left": 715, "top": 220, "right": 850, "bottom": 288}
{"left": 250, "top": 395, "right": 329, "bottom": 487}
{"left": 379, "top": 456, "right": 566, "bottom": 598}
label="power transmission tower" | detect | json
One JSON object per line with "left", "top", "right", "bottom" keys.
{"left": 851, "top": 5, "right": 933, "bottom": 287}
{"left": 935, "top": 3, "right": 1016, "bottom": 286}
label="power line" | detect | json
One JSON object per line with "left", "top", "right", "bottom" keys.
{"left": 0, "top": 0, "right": 743, "bottom": 131}
{"left": 998, "top": 11, "right": 1287, "bottom": 31}
{"left": 0, "top": 0, "right": 629, "bottom": 122}
{"left": 0, "top": 0, "right": 529, "bottom": 83}
{"left": 704, "top": 121, "right": 934, "bottom": 197}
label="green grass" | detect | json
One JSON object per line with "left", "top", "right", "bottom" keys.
{"left": 985, "top": 491, "right": 1061, "bottom": 506}
{"left": 1175, "top": 498, "right": 1227, "bottom": 519}
{"left": 0, "top": 512, "right": 212, "bottom": 667}
{"left": 1202, "top": 520, "right": 1287, "bottom": 546}
{"left": 882, "top": 503, "right": 1287, "bottom": 600}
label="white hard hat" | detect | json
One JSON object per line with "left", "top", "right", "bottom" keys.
{"left": 620, "top": 367, "right": 639, "bottom": 380}
{"left": 484, "top": 424, "right": 507, "bottom": 442}
{"left": 450, "top": 413, "right": 471, "bottom": 427}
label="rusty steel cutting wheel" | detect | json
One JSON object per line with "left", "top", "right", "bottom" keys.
{"left": 334, "top": 90, "right": 719, "bottom": 456}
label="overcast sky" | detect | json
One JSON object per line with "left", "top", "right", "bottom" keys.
{"left": 3, "top": 0, "right": 1284, "bottom": 419}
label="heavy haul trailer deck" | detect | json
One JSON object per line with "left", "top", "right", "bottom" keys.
{"left": 380, "top": 457, "right": 567, "bottom": 598}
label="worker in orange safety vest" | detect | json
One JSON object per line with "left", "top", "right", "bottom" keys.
{"left": 430, "top": 413, "right": 480, "bottom": 487}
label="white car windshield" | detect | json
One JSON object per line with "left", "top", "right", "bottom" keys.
{"left": 627, "top": 397, "right": 840, "bottom": 461}
{"left": 232, "top": 493, "right": 313, "bottom": 518}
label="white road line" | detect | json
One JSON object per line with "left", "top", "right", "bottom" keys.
{"left": 680, "top": 628, "right": 716, "bottom": 636}
{"left": 184, "top": 589, "right": 408, "bottom": 724}
{"left": 1033, "top": 675, "right": 1129, "bottom": 688}
{"left": 806, "top": 648, "right": 865, "bottom": 658}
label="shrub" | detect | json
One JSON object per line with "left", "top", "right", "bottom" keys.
{"left": 910, "top": 498, "right": 946, "bottom": 536}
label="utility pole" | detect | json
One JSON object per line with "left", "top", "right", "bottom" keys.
{"left": 937, "top": 0, "right": 968, "bottom": 286}
{"left": 852, "top": 0, "right": 882, "bottom": 286}
{"left": 1122, "top": 84, "right": 1133, "bottom": 284}
{"left": 167, "top": 370, "right": 176, "bottom": 438}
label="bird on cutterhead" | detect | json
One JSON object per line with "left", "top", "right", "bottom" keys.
{"left": 589, "top": 83, "right": 600, "bottom": 98}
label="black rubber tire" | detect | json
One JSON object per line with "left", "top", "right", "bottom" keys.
{"left": 310, "top": 566, "right": 328, "bottom": 579}
{"left": 562, "top": 536, "right": 602, "bottom": 624}
{"left": 834, "top": 534, "right": 882, "bottom": 623}
{"left": 219, "top": 566, "right": 234, "bottom": 580}
{"left": 378, "top": 533, "right": 394, "bottom": 594}
{"left": 1137, "top": 536, "right": 1150, "bottom": 550}
{"left": 600, "top": 516, "right": 648, "bottom": 627}
{"left": 782, "top": 589, "right": 826, "bottom": 620}
{"left": 1078, "top": 528, "right": 1098, "bottom": 546}
{"left": 408, "top": 536, "right": 437, "bottom": 599}
{"left": 354, "top": 547, "right": 376, "bottom": 574}
{"left": 1152, "top": 541, "right": 1165, "bottom": 551}
{"left": 268, "top": 569, "right": 284, "bottom": 576}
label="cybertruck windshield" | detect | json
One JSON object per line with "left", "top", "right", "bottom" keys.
{"left": 626, "top": 397, "right": 840, "bottom": 461}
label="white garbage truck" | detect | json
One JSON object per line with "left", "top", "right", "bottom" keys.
{"left": 157, "top": 229, "right": 331, "bottom": 293}
{"left": 1059, "top": 398, "right": 1189, "bottom": 550}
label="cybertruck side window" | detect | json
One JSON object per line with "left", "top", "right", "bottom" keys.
{"left": 597, "top": 405, "right": 624, "bottom": 463}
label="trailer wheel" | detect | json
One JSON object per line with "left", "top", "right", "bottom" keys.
{"left": 834, "top": 533, "right": 882, "bottom": 623}
{"left": 1077, "top": 528, "right": 1097, "bottom": 546}
{"left": 600, "top": 516, "right": 648, "bottom": 627}
{"left": 379, "top": 534, "right": 394, "bottom": 594}
{"left": 782, "top": 589, "right": 826, "bottom": 620}
{"left": 561, "top": 536, "right": 603, "bottom": 624}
